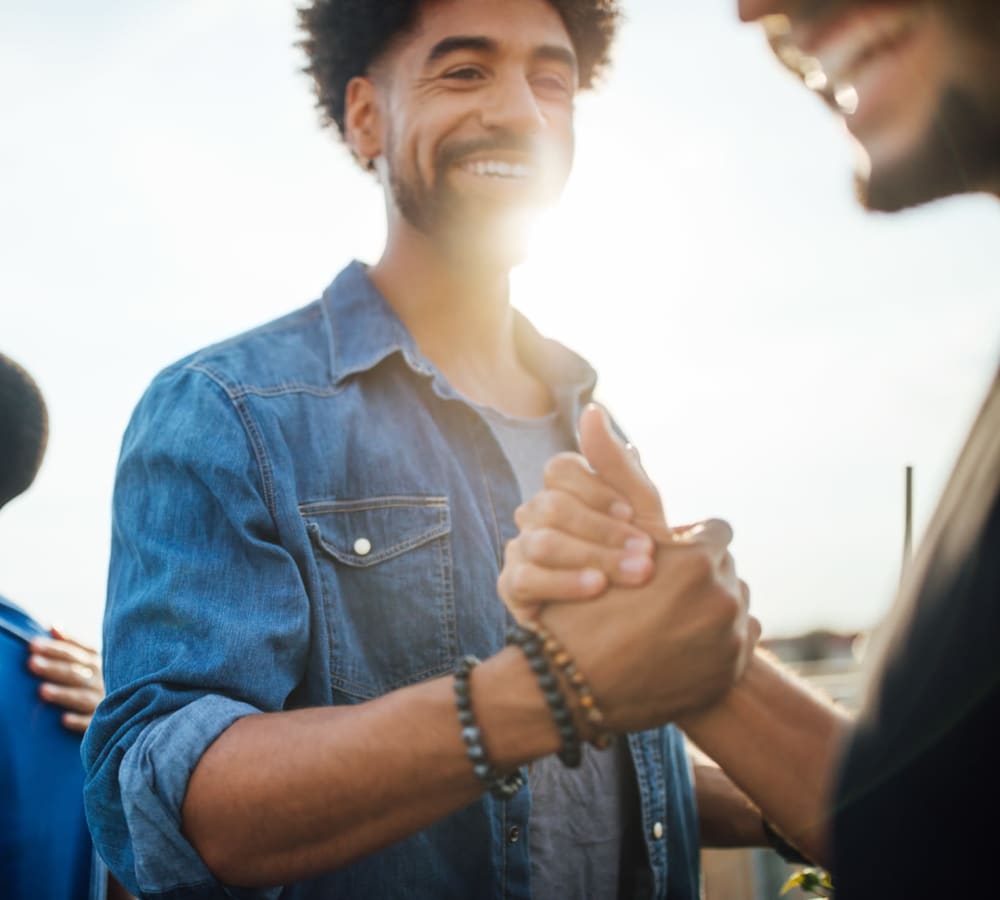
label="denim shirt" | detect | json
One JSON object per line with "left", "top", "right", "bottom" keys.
{"left": 83, "top": 262, "right": 700, "bottom": 900}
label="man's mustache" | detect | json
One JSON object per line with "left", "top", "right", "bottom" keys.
{"left": 436, "top": 134, "right": 544, "bottom": 173}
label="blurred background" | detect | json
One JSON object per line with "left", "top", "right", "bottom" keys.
{"left": 2, "top": 0, "right": 997, "bottom": 652}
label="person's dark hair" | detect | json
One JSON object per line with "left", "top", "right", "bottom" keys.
{"left": 0, "top": 354, "right": 48, "bottom": 509}
{"left": 299, "top": 0, "right": 620, "bottom": 144}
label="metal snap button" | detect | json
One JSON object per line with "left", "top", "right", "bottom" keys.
{"left": 507, "top": 825, "right": 521, "bottom": 844}
{"left": 652, "top": 821, "right": 664, "bottom": 840}
{"left": 353, "top": 537, "right": 372, "bottom": 556}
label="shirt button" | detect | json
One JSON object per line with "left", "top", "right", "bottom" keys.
{"left": 353, "top": 537, "right": 372, "bottom": 556}
{"left": 652, "top": 821, "right": 664, "bottom": 840}
{"left": 507, "top": 825, "right": 521, "bottom": 844}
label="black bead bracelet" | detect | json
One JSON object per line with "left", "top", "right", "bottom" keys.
{"left": 453, "top": 655, "right": 525, "bottom": 801}
{"left": 506, "top": 624, "right": 583, "bottom": 768}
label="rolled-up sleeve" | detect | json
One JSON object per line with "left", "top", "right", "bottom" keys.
{"left": 83, "top": 364, "right": 310, "bottom": 898}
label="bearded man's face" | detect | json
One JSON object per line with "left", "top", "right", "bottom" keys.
{"left": 742, "top": 0, "right": 1000, "bottom": 210}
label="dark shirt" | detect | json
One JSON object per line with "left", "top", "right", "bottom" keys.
{"left": 833, "top": 374, "right": 1000, "bottom": 897}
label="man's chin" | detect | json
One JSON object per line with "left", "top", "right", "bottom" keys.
{"left": 854, "top": 86, "right": 1000, "bottom": 212}
{"left": 439, "top": 204, "right": 544, "bottom": 268}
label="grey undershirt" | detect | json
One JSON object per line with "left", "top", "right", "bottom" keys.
{"left": 479, "top": 403, "right": 634, "bottom": 900}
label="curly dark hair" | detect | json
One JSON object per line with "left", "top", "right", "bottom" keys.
{"left": 0, "top": 354, "right": 48, "bottom": 509}
{"left": 298, "top": 0, "right": 621, "bottom": 141}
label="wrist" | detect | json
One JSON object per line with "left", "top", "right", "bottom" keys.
{"left": 472, "top": 646, "right": 564, "bottom": 769}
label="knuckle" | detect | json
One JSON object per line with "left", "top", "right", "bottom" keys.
{"left": 709, "top": 587, "right": 742, "bottom": 630}
{"left": 543, "top": 452, "right": 581, "bottom": 484}
{"left": 513, "top": 504, "right": 528, "bottom": 528}
{"left": 535, "top": 490, "right": 560, "bottom": 523}
{"left": 524, "top": 528, "right": 554, "bottom": 560}
{"left": 684, "top": 547, "right": 715, "bottom": 582}
{"left": 510, "top": 565, "right": 534, "bottom": 599}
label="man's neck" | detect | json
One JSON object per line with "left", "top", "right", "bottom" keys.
{"left": 368, "top": 226, "right": 551, "bottom": 417}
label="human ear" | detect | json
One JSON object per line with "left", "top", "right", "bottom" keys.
{"left": 344, "top": 76, "right": 383, "bottom": 169}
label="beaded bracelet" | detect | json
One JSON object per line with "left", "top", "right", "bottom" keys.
{"left": 762, "top": 817, "right": 812, "bottom": 864}
{"left": 453, "top": 655, "right": 525, "bottom": 800}
{"left": 519, "top": 620, "right": 614, "bottom": 751}
{"left": 506, "top": 624, "right": 583, "bottom": 768}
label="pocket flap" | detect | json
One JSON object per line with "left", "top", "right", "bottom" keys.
{"left": 300, "top": 496, "right": 451, "bottom": 567}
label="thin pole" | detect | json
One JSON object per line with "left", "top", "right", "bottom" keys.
{"left": 902, "top": 465, "right": 914, "bottom": 578}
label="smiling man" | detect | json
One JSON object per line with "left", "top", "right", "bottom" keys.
{"left": 81, "top": 1, "right": 759, "bottom": 898}
{"left": 746, "top": 0, "right": 1000, "bottom": 209}
{"left": 498, "top": 1, "right": 1000, "bottom": 897}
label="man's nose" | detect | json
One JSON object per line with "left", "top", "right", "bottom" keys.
{"left": 480, "top": 74, "right": 546, "bottom": 134}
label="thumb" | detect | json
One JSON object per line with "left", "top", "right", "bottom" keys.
{"left": 578, "top": 404, "right": 667, "bottom": 532}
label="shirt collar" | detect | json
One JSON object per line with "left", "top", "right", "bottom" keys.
{"left": 0, "top": 595, "right": 45, "bottom": 644}
{"left": 320, "top": 260, "right": 597, "bottom": 405}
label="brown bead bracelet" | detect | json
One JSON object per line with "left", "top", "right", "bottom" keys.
{"left": 518, "top": 620, "right": 615, "bottom": 751}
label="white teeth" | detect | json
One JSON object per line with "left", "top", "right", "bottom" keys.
{"left": 787, "top": 7, "right": 923, "bottom": 96}
{"left": 834, "top": 84, "right": 859, "bottom": 115}
{"left": 462, "top": 160, "right": 532, "bottom": 179}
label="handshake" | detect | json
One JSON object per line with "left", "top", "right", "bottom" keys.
{"left": 497, "top": 403, "right": 759, "bottom": 734}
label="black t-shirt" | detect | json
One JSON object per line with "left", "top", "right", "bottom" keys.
{"left": 833, "top": 377, "right": 1000, "bottom": 897}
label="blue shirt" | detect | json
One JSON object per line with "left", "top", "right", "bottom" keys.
{"left": 83, "top": 262, "right": 700, "bottom": 899}
{"left": 0, "top": 596, "right": 103, "bottom": 900}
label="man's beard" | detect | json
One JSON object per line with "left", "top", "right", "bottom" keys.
{"left": 859, "top": 85, "right": 1000, "bottom": 212}
{"left": 385, "top": 131, "right": 553, "bottom": 263}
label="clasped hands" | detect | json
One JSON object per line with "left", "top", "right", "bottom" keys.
{"left": 497, "top": 404, "right": 758, "bottom": 733}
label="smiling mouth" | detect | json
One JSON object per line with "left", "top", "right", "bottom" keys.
{"left": 459, "top": 159, "right": 535, "bottom": 180}
{"left": 768, "top": 6, "right": 924, "bottom": 112}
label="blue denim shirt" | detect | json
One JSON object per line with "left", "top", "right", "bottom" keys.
{"left": 83, "top": 262, "right": 700, "bottom": 899}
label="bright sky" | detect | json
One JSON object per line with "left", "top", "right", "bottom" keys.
{"left": 1, "top": 2, "right": 997, "bottom": 647}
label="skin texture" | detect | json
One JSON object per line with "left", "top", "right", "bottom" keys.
{"left": 29, "top": 627, "right": 104, "bottom": 733}
{"left": 738, "top": 0, "right": 1000, "bottom": 209}
{"left": 179, "top": 1, "right": 755, "bottom": 886}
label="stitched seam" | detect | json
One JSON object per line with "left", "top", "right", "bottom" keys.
{"left": 186, "top": 364, "right": 277, "bottom": 520}
{"left": 501, "top": 798, "right": 508, "bottom": 900}
{"left": 310, "top": 523, "right": 451, "bottom": 566}
{"left": 470, "top": 419, "right": 504, "bottom": 569}
{"left": 438, "top": 505, "right": 459, "bottom": 664}
{"left": 299, "top": 496, "right": 448, "bottom": 514}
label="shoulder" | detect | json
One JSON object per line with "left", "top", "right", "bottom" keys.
{"left": 127, "top": 299, "right": 337, "bottom": 439}
{"left": 0, "top": 596, "right": 46, "bottom": 646}
{"left": 162, "top": 299, "right": 335, "bottom": 400}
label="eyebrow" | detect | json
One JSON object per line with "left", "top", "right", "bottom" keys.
{"left": 425, "top": 35, "right": 578, "bottom": 73}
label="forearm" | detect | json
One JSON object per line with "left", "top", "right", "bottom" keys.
{"left": 679, "top": 650, "right": 853, "bottom": 866}
{"left": 181, "top": 646, "right": 559, "bottom": 887}
{"left": 693, "top": 762, "right": 768, "bottom": 848}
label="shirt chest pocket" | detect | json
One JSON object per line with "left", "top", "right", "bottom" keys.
{"left": 301, "top": 496, "right": 458, "bottom": 700}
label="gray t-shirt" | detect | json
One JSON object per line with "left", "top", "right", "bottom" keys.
{"left": 480, "top": 404, "right": 635, "bottom": 900}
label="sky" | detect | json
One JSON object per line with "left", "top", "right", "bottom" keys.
{"left": 1, "top": 1, "right": 997, "bottom": 648}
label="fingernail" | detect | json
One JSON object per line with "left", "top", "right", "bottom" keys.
{"left": 619, "top": 555, "right": 650, "bottom": 575}
{"left": 624, "top": 536, "right": 652, "bottom": 553}
{"left": 579, "top": 569, "right": 605, "bottom": 591}
{"left": 609, "top": 501, "right": 633, "bottom": 520}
